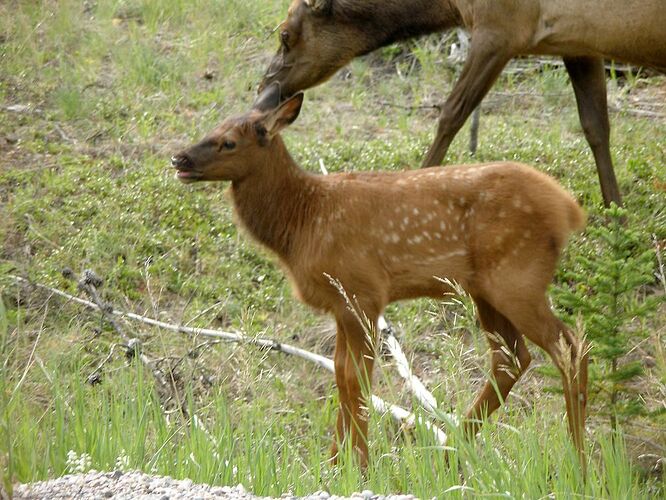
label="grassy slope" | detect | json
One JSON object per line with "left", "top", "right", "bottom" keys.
{"left": 1, "top": 0, "right": 665, "bottom": 497}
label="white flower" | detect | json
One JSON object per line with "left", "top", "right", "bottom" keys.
{"left": 114, "top": 450, "right": 130, "bottom": 471}
{"left": 66, "top": 450, "right": 93, "bottom": 474}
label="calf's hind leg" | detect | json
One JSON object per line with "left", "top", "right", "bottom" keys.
{"left": 463, "top": 297, "right": 532, "bottom": 437}
{"left": 495, "top": 296, "right": 589, "bottom": 457}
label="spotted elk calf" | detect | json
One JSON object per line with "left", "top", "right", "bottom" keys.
{"left": 171, "top": 85, "right": 588, "bottom": 468}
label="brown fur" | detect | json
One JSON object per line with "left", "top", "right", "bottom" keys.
{"left": 260, "top": 0, "right": 666, "bottom": 207}
{"left": 172, "top": 93, "right": 589, "bottom": 468}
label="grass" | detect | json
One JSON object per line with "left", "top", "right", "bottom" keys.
{"left": 1, "top": 0, "right": 665, "bottom": 497}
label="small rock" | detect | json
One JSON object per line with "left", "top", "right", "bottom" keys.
{"left": 5, "top": 104, "right": 31, "bottom": 113}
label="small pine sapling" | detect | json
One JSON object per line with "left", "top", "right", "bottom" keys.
{"left": 554, "top": 204, "right": 661, "bottom": 431}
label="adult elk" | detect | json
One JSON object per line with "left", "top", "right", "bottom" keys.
{"left": 171, "top": 84, "right": 588, "bottom": 467}
{"left": 259, "top": 0, "right": 666, "bottom": 207}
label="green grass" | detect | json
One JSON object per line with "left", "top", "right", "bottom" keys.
{"left": 1, "top": 0, "right": 665, "bottom": 497}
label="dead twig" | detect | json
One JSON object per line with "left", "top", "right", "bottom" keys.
{"left": 653, "top": 234, "right": 666, "bottom": 294}
{"left": 63, "top": 269, "right": 192, "bottom": 422}
{"left": 376, "top": 100, "right": 441, "bottom": 112}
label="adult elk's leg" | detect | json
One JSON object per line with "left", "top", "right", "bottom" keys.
{"left": 564, "top": 56, "right": 622, "bottom": 207}
{"left": 464, "top": 297, "right": 532, "bottom": 437}
{"left": 421, "top": 35, "right": 511, "bottom": 167}
{"left": 331, "top": 306, "right": 379, "bottom": 468}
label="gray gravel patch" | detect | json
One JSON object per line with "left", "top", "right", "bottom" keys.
{"left": 14, "top": 471, "right": 420, "bottom": 500}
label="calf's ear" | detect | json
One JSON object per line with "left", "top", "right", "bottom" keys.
{"left": 261, "top": 93, "right": 304, "bottom": 137}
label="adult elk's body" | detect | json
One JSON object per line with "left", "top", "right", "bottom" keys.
{"left": 171, "top": 87, "right": 588, "bottom": 468}
{"left": 260, "top": 0, "right": 666, "bottom": 207}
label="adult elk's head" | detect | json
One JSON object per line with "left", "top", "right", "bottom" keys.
{"left": 259, "top": 0, "right": 368, "bottom": 97}
{"left": 171, "top": 84, "right": 304, "bottom": 184}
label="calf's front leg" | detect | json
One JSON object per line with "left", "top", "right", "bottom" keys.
{"left": 331, "top": 308, "right": 378, "bottom": 468}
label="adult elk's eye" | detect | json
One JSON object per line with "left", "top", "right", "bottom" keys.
{"left": 220, "top": 140, "right": 236, "bottom": 151}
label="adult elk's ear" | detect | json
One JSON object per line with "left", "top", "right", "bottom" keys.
{"left": 253, "top": 82, "right": 282, "bottom": 112}
{"left": 304, "top": 0, "right": 332, "bottom": 15}
{"left": 261, "top": 93, "right": 304, "bottom": 137}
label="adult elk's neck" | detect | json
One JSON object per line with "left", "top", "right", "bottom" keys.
{"left": 230, "top": 137, "right": 318, "bottom": 261}
{"left": 336, "top": 0, "right": 462, "bottom": 52}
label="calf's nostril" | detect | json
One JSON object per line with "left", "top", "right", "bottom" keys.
{"left": 171, "top": 154, "right": 193, "bottom": 169}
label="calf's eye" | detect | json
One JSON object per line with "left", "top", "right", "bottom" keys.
{"left": 221, "top": 140, "right": 236, "bottom": 151}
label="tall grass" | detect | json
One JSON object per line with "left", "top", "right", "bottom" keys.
{"left": 1, "top": 344, "right": 654, "bottom": 498}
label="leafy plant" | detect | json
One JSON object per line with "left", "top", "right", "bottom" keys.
{"left": 554, "top": 204, "right": 662, "bottom": 430}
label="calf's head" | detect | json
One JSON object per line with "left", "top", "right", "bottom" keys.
{"left": 171, "top": 85, "right": 304, "bottom": 183}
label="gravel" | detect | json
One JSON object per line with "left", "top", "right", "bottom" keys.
{"left": 14, "top": 471, "right": 420, "bottom": 500}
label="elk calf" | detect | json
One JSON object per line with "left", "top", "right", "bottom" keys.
{"left": 171, "top": 85, "right": 588, "bottom": 468}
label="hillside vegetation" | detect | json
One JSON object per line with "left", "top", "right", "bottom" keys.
{"left": 1, "top": 1, "right": 664, "bottom": 497}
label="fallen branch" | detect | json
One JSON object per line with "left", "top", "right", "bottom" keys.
{"left": 378, "top": 315, "right": 438, "bottom": 414}
{"left": 11, "top": 274, "right": 449, "bottom": 446}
